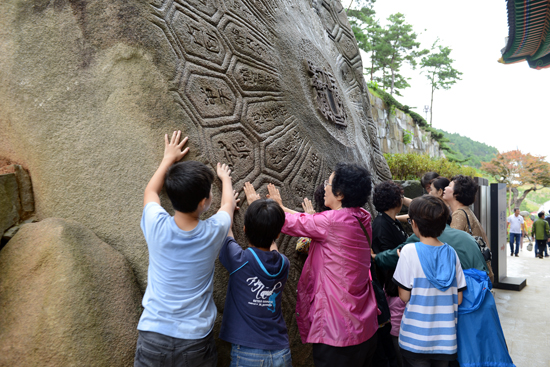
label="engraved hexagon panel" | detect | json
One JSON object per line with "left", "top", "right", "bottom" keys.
{"left": 317, "top": 2, "right": 338, "bottom": 39}
{"left": 171, "top": 10, "right": 230, "bottom": 70}
{"left": 288, "top": 149, "right": 325, "bottom": 207}
{"left": 337, "top": 31, "right": 360, "bottom": 62}
{"left": 220, "top": 19, "right": 278, "bottom": 67}
{"left": 262, "top": 124, "right": 309, "bottom": 182}
{"left": 232, "top": 60, "right": 281, "bottom": 93}
{"left": 242, "top": 98, "right": 290, "bottom": 135}
{"left": 183, "top": 70, "right": 241, "bottom": 126}
{"left": 209, "top": 128, "right": 260, "bottom": 183}
{"left": 174, "top": 0, "right": 224, "bottom": 24}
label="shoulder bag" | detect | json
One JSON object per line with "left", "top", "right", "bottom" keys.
{"left": 459, "top": 209, "right": 492, "bottom": 262}
{"left": 354, "top": 216, "right": 391, "bottom": 328}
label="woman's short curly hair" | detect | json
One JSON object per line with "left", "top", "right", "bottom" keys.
{"left": 331, "top": 163, "right": 372, "bottom": 208}
{"left": 373, "top": 181, "right": 403, "bottom": 212}
{"left": 451, "top": 175, "right": 478, "bottom": 206}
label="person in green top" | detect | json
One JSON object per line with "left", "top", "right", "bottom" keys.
{"left": 531, "top": 211, "right": 550, "bottom": 259}
{"left": 374, "top": 224, "right": 489, "bottom": 276}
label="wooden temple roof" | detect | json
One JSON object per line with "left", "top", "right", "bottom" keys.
{"left": 500, "top": 0, "right": 550, "bottom": 69}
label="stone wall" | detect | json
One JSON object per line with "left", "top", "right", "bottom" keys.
{"left": 368, "top": 91, "right": 445, "bottom": 158}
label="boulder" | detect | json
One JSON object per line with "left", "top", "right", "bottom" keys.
{"left": 0, "top": 218, "right": 142, "bottom": 367}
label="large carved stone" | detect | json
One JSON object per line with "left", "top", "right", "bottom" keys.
{"left": 0, "top": 0, "right": 391, "bottom": 365}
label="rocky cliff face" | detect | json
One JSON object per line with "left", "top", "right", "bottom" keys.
{"left": 369, "top": 92, "right": 445, "bottom": 158}
{"left": 0, "top": 0, "right": 391, "bottom": 364}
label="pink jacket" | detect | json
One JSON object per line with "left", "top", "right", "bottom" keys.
{"left": 282, "top": 207, "right": 378, "bottom": 347}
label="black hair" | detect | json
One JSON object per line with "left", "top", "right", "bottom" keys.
{"left": 421, "top": 172, "right": 440, "bottom": 191}
{"left": 539, "top": 211, "right": 545, "bottom": 218}
{"left": 331, "top": 163, "right": 372, "bottom": 208}
{"left": 313, "top": 184, "right": 330, "bottom": 212}
{"left": 164, "top": 161, "right": 214, "bottom": 213}
{"left": 373, "top": 181, "right": 403, "bottom": 212}
{"left": 451, "top": 175, "right": 478, "bottom": 206}
{"left": 432, "top": 177, "right": 450, "bottom": 193}
{"left": 244, "top": 199, "right": 285, "bottom": 249}
{"left": 408, "top": 195, "right": 449, "bottom": 238}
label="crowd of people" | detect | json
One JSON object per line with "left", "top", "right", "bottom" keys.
{"left": 133, "top": 131, "right": 515, "bottom": 367}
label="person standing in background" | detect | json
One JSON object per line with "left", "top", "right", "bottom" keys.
{"left": 507, "top": 208, "right": 525, "bottom": 257}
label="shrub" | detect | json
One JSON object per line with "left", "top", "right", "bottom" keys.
{"left": 384, "top": 153, "right": 478, "bottom": 181}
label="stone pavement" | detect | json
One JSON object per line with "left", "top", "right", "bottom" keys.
{"left": 493, "top": 243, "right": 550, "bottom": 367}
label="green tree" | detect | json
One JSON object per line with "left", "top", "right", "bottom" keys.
{"left": 420, "top": 40, "right": 462, "bottom": 126}
{"left": 347, "top": 5, "right": 384, "bottom": 82}
{"left": 381, "top": 13, "right": 428, "bottom": 96}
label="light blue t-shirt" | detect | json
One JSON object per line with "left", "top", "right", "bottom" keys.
{"left": 138, "top": 202, "right": 231, "bottom": 339}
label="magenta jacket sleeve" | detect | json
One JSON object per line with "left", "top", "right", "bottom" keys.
{"left": 281, "top": 211, "right": 330, "bottom": 240}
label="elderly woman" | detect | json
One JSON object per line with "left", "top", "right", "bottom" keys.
{"left": 443, "top": 175, "right": 493, "bottom": 283}
{"left": 268, "top": 163, "right": 378, "bottom": 367}
{"left": 442, "top": 175, "right": 488, "bottom": 243}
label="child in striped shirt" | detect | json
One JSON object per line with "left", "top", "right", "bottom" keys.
{"left": 393, "top": 195, "right": 466, "bottom": 367}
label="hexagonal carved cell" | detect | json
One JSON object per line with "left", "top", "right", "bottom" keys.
{"left": 222, "top": 21, "right": 278, "bottom": 66}
{"left": 210, "top": 129, "right": 256, "bottom": 181}
{"left": 243, "top": 99, "right": 289, "bottom": 134}
{"left": 185, "top": 73, "right": 237, "bottom": 119}
{"left": 174, "top": 0, "right": 220, "bottom": 20}
{"left": 172, "top": 11, "right": 228, "bottom": 67}
{"left": 264, "top": 127, "right": 305, "bottom": 177}
{"left": 233, "top": 61, "right": 281, "bottom": 92}
{"left": 288, "top": 150, "right": 324, "bottom": 206}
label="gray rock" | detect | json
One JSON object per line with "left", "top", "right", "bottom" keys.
{"left": 0, "top": 173, "right": 20, "bottom": 236}
{"left": 14, "top": 164, "right": 34, "bottom": 215}
{"left": 0, "top": 218, "right": 142, "bottom": 367}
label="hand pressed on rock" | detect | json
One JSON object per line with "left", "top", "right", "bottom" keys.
{"left": 163, "top": 130, "right": 189, "bottom": 164}
{"left": 243, "top": 182, "right": 261, "bottom": 204}
{"left": 267, "top": 184, "right": 283, "bottom": 207}
{"left": 301, "top": 198, "right": 315, "bottom": 214}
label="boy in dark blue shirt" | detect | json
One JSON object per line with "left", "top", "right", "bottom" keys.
{"left": 219, "top": 184, "right": 291, "bottom": 366}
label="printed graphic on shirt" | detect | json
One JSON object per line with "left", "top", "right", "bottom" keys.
{"left": 247, "top": 277, "right": 282, "bottom": 312}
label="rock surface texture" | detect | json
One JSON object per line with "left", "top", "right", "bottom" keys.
{"left": 0, "top": 218, "right": 143, "bottom": 367}
{"left": 0, "top": 0, "right": 391, "bottom": 364}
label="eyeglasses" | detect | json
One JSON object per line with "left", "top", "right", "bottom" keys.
{"left": 407, "top": 218, "right": 412, "bottom": 225}
{"left": 324, "top": 180, "right": 332, "bottom": 188}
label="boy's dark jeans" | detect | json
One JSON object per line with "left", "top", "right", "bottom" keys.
{"left": 134, "top": 330, "right": 217, "bottom": 367}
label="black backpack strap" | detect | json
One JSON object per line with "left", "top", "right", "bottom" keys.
{"left": 459, "top": 209, "right": 474, "bottom": 235}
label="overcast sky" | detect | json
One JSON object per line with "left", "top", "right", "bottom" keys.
{"left": 358, "top": 0, "right": 548, "bottom": 160}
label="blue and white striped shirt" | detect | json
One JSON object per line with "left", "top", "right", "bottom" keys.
{"left": 393, "top": 242, "right": 466, "bottom": 356}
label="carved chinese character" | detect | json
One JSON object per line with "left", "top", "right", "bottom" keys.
{"left": 200, "top": 87, "right": 218, "bottom": 105}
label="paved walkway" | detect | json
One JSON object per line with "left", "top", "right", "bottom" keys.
{"left": 493, "top": 243, "right": 550, "bottom": 367}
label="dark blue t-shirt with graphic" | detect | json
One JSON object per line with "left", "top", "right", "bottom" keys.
{"left": 219, "top": 236, "right": 289, "bottom": 350}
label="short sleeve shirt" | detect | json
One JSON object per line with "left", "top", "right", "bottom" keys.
{"left": 507, "top": 214, "right": 524, "bottom": 234}
{"left": 393, "top": 243, "right": 466, "bottom": 358}
{"left": 219, "top": 237, "right": 290, "bottom": 350}
{"left": 138, "top": 202, "right": 231, "bottom": 339}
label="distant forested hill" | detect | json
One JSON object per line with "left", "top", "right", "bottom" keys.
{"left": 436, "top": 129, "right": 498, "bottom": 168}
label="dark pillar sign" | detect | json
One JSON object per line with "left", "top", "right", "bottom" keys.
{"left": 490, "top": 183, "right": 526, "bottom": 291}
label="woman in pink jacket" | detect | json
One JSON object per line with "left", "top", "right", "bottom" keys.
{"left": 268, "top": 163, "right": 378, "bottom": 367}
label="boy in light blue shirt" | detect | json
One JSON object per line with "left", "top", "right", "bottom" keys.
{"left": 135, "top": 131, "right": 238, "bottom": 367}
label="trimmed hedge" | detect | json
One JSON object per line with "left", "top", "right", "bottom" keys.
{"left": 384, "top": 153, "right": 478, "bottom": 181}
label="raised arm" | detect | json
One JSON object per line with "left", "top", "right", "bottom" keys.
{"left": 217, "top": 163, "right": 237, "bottom": 221}
{"left": 267, "top": 184, "right": 298, "bottom": 214}
{"left": 144, "top": 131, "right": 189, "bottom": 207}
